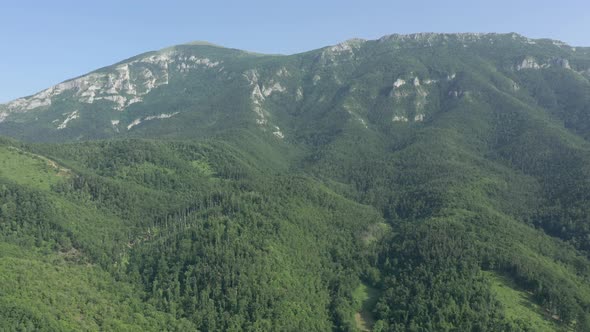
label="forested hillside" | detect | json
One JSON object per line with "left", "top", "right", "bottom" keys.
{"left": 1, "top": 33, "right": 590, "bottom": 331}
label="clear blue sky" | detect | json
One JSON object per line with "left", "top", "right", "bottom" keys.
{"left": 1, "top": 0, "right": 589, "bottom": 102}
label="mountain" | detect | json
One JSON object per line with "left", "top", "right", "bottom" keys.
{"left": 1, "top": 33, "right": 590, "bottom": 331}
{"left": 2, "top": 32, "right": 590, "bottom": 143}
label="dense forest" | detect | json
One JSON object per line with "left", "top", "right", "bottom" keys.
{"left": 1, "top": 33, "right": 590, "bottom": 331}
{"left": 1, "top": 130, "right": 589, "bottom": 331}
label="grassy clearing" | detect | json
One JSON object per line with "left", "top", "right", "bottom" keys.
{"left": 485, "top": 271, "right": 562, "bottom": 331}
{"left": 353, "top": 282, "right": 380, "bottom": 331}
{"left": 0, "top": 146, "right": 65, "bottom": 190}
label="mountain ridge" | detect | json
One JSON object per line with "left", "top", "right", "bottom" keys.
{"left": 2, "top": 32, "right": 589, "bottom": 144}
{"left": 0, "top": 32, "right": 584, "bottom": 106}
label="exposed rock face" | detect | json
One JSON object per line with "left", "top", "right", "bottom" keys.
{"left": 329, "top": 42, "right": 354, "bottom": 54}
{"left": 2, "top": 50, "right": 222, "bottom": 114}
{"left": 511, "top": 81, "right": 520, "bottom": 91}
{"left": 313, "top": 75, "right": 321, "bottom": 85}
{"left": 176, "top": 56, "right": 220, "bottom": 73}
{"left": 296, "top": 87, "right": 304, "bottom": 101}
{"left": 57, "top": 111, "right": 79, "bottom": 129}
{"left": 276, "top": 67, "right": 290, "bottom": 77}
{"left": 243, "top": 69, "right": 287, "bottom": 127}
{"left": 379, "top": 32, "right": 489, "bottom": 44}
{"left": 393, "top": 79, "right": 406, "bottom": 88}
{"left": 272, "top": 126, "right": 284, "bottom": 139}
{"left": 127, "top": 118, "right": 142, "bottom": 130}
{"left": 262, "top": 82, "right": 286, "bottom": 97}
{"left": 551, "top": 40, "right": 569, "bottom": 47}
{"left": 389, "top": 73, "right": 444, "bottom": 123}
{"left": 448, "top": 90, "right": 465, "bottom": 98}
{"left": 376, "top": 32, "right": 540, "bottom": 48}
{"left": 516, "top": 56, "right": 541, "bottom": 70}
{"left": 244, "top": 69, "right": 267, "bottom": 125}
{"left": 516, "top": 56, "right": 572, "bottom": 71}
{"left": 318, "top": 39, "right": 365, "bottom": 65}
{"left": 550, "top": 57, "right": 571, "bottom": 69}
{"left": 0, "top": 110, "right": 8, "bottom": 123}
{"left": 327, "top": 39, "right": 365, "bottom": 54}
{"left": 144, "top": 112, "right": 179, "bottom": 121}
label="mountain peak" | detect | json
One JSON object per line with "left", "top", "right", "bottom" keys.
{"left": 182, "top": 40, "right": 225, "bottom": 47}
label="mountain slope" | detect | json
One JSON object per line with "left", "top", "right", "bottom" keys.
{"left": 2, "top": 33, "right": 590, "bottom": 144}
{"left": 1, "top": 33, "right": 590, "bottom": 331}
